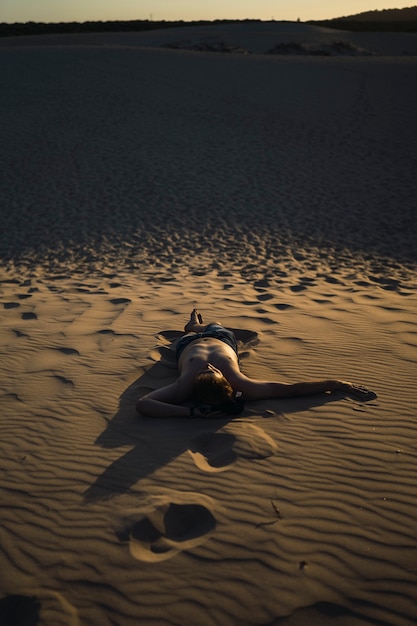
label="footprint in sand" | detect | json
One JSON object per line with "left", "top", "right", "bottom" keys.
{"left": 290, "top": 283, "right": 307, "bottom": 292}
{"left": 256, "top": 293, "right": 274, "bottom": 302}
{"left": 0, "top": 595, "right": 41, "bottom": 626}
{"left": 188, "top": 433, "right": 237, "bottom": 473}
{"left": 254, "top": 279, "right": 270, "bottom": 288}
{"left": 55, "top": 347, "right": 80, "bottom": 356}
{"left": 189, "top": 424, "right": 278, "bottom": 473}
{"left": 109, "top": 297, "right": 131, "bottom": 305}
{"left": 53, "top": 375, "right": 75, "bottom": 387}
{"left": 116, "top": 494, "right": 216, "bottom": 563}
{"left": 21, "top": 312, "right": 37, "bottom": 320}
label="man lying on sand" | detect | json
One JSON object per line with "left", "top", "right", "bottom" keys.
{"left": 136, "top": 309, "right": 374, "bottom": 418}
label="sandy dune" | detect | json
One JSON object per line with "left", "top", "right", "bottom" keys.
{"left": 1, "top": 22, "right": 417, "bottom": 626}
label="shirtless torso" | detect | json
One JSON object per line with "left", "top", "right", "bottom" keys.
{"left": 178, "top": 338, "right": 240, "bottom": 384}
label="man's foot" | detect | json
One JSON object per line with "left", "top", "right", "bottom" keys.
{"left": 184, "top": 308, "right": 204, "bottom": 333}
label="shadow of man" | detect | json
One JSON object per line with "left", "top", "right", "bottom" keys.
{"left": 84, "top": 328, "right": 259, "bottom": 501}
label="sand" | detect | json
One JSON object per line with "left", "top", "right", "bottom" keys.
{"left": 0, "top": 22, "right": 417, "bottom": 626}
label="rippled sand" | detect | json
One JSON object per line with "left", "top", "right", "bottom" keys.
{"left": 1, "top": 22, "right": 416, "bottom": 626}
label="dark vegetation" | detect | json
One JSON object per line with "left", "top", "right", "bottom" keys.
{"left": 310, "top": 6, "right": 417, "bottom": 32}
{"left": 0, "top": 18, "right": 257, "bottom": 38}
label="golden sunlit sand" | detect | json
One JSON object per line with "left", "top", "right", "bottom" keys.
{"left": 1, "top": 22, "right": 416, "bottom": 626}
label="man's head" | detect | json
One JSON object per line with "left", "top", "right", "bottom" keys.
{"left": 193, "top": 364, "right": 234, "bottom": 406}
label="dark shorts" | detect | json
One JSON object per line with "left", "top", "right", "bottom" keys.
{"left": 175, "top": 323, "right": 238, "bottom": 362}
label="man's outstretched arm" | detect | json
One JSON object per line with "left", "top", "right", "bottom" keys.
{"left": 136, "top": 382, "right": 189, "bottom": 418}
{"left": 135, "top": 379, "right": 217, "bottom": 418}
{"left": 237, "top": 378, "right": 375, "bottom": 401}
{"left": 136, "top": 397, "right": 192, "bottom": 418}
{"left": 136, "top": 396, "right": 218, "bottom": 418}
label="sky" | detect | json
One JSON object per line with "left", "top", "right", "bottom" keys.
{"left": 1, "top": 0, "right": 414, "bottom": 24}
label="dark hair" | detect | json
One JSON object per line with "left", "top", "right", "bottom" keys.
{"left": 216, "top": 394, "right": 245, "bottom": 415}
{"left": 192, "top": 375, "right": 245, "bottom": 416}
{"left": 193, "top": 373, "right": 234, "bottom": 406}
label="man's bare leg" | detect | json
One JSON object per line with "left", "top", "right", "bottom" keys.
{"left": 184, "top": 308, "right": 206, "bottom": 333}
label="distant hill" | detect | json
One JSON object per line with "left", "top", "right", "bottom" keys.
{"left": 335, "top": 6, "right": 417, "bottom": 21}
{"left": 310, "top": 5, "right": 417, "bottom": 32}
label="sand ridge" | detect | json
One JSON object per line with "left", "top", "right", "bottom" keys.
{"left": 1, "top": 21, "right": 417, "bottom": 626}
